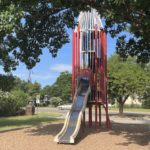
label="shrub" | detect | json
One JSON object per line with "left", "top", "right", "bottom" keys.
{"left": 11, "top": 90, "right": 29, "bottom": 107}
{"left": 0, "top": 91, "right": 18, "bottom": 116}
{"left": 50, "top": 97, "right": 63, "bottom": 107}
{"left": 0, "top": 90, "right": 29, "bottom": 116}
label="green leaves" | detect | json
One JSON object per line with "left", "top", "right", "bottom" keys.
{"left": 54, "top": 71, "right": 72, "bottom": 103}
{"left": 0, "top": 1, "right": 73, "bottom": 71}
{"left": 113, "top": 0, "right": 125, "bottom": 5}
{"left": 108, "top": 55, "right": 150, "bottom": 105}
{"left": 50, "top": 97, "right": 63, "bottom": 107}
{"left": 41, "top": 71, "right": 72, "bottom": 104}
{"left": 0, "top": 74, "right": 15, "bottom": 91}
{"left": 0, "top": 1, "right": 150, "bottom": 71}
{"left": 108, "top": 54, "right": 150, "bottom": 114}
{"left": 0, "top": 90, "right": 28, "bottom": 116}
{"left": 0, "top": 4, "right": 23, "bottom": 33}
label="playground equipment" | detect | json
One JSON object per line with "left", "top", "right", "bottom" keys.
{"left": 54, "top": 8, "right": 110, "bottom": 144}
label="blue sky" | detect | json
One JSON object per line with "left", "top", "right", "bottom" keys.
{"left": 0, "top": 29, "right": 117, "bottom": 87}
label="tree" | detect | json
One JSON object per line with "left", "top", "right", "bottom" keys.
{"left": 48, "top": 85, "right": 62, "bottom": 98}
{"left": 142, "top": 64, "right": 150, "bottom": 109}
{"left": 108, "top": 55, "right": 150, "bottom": 115}
{"left": 0, "top": 1, "right": 72, "bottom": 71}
{"left": 54, "top": 71, "right": 72, "bottom": 103}
{"left": 142, "top": 92, "right": 150, "bottom": 109}
{"left": 50, "top": 97, "right": 63, "bottom": 107}
{"left": 12, "top": 77, "right": 41, "bottom": 97}
{"left": 12, "top": 77, "right": 41, "bottom": 99}
{"left": 40, "top": 85, "right": 51, "bottom": 98}
{"left": 0, "top": 1, "right": 149, "bottom": 71}
{"left": 13, "top": 77, "right": 29, "bottom": 91}
{"left": 25, "top": 82, "right": 41, "bottom": 98}
{"left": 0, "top": 74, "right": 15, "bottom": 91}
{"left": 11, "top": 90, "right": 29, "bottom": 107}
{"left": 42, "top": 71, "right": 72, "bottom": 104}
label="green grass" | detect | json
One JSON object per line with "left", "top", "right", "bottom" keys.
{"left": 109, "top": 107, "right": 150, "bottom": 113}
{"left": 0, "top": 108, "right": 149, "bottom": 132}
{"left": 0, "top": 112, "right": 63, "bottom": 131}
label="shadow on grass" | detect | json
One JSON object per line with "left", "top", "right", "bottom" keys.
{"left": 1, "top": 114, "right": 149, "bottom": 147}
{"left": 0, "top": 116, "right": 62, "bottom": 133}
{"left": 26, "top": 122, "right": 150, "bottom": 147}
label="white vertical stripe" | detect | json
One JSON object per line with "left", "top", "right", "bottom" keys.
{"left": 78, "top": 8, "right": 103, "bottom": 31}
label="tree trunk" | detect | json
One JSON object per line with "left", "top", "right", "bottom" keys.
{"left": 119, "top": 102, "right": 124, "bottom": 115}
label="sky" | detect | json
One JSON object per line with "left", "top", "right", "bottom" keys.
{"left": 0, "top": 29, "right": 117, "bottom": 88}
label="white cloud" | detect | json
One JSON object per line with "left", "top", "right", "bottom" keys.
{"left": 50, "top": 64, "right": 72, "bottom": 73}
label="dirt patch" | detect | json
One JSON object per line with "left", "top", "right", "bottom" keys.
{"left": 0, "top": 122, "right": 149, "bottom": 150}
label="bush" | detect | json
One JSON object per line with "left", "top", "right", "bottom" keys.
{"left": 50, "top": 97, "right": 63, "bottom": 107}
{"left": 0, "top": 91, "right": 18, "bottom": 116}
{"left": 11, "top": 90, "right": 29, "bottom": 107}
{"left": 0, "top": 90, "right": 29, "bottom": 117}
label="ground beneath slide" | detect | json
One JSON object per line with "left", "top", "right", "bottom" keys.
{"left": 0, "top": 122, "right": 149, "bottom": 150}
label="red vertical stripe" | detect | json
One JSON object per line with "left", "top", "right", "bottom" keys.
{"left": 99, "top": 104, "right": 101, "bottom": 126}
{"left": 100, "top": 31, "right": 104, "bottom": 103}
{"left": 75, "top": 32, "right": 77, "bottom": 96}
{"left": 72, "top": 32, "right": 75, "bottom": 100}
{"left": 103, "top": 32, "right": 110, "bottom": 128}
{"left": 89, "top": 105, "right": 92, "bottom": 128}
{"left": 94, "top": 25, "right": 98, "bottom": 128}
{"left": 77, "top": 26, "right": 80, "bottom": 73}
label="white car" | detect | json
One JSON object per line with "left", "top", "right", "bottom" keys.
{"left": 57, "top": 104, "right": 72, "bottom": 110}
{"left": 104, "top": 103, "right": 112, "bottom": 108}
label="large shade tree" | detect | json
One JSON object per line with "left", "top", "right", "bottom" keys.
{"left": 55, "top": 71, "right": 72, "bottom": 103}
{"left": 108, "top": 55, "right": 150, "bottom": 115}
{"left": 0, "top": 0, "right": 149, "bottom": 71}
{"left": 0, "top": 74, "right": 15, "bottom": 91}
{"left": 41, "top": 71, "right": 72, "bottom": 104}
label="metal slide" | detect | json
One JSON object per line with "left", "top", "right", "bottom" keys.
{"left": 54, "top": 78, "right": 91, "bottom": 144}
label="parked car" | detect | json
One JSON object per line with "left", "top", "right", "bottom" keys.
{"left": 108, "top": 103, "right": 112, "bottom": 108}
{"left": 104, "top": 103, "right": 112, "bottom": 109}
{"left": 57, "top": 104, "right": 72, "bottom": 110}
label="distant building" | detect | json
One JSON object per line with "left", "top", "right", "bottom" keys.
{"left": 125, "top": 96, "right": 142, "bottom": 106}
{"left": 113, "top": 95, "right": 142, "bottom": 107}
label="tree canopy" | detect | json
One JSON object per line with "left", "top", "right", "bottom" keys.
{"left": 0, "top": 74, "right": 15, "bottom": 91}
{"left": 0, "top": 74, "right": 41, "bottom": 99}
{"left": 55, "top": 71, "right": 72, "bottom": 102}
{"left": 108, "top": 55, "right": 150, "bottom": 114}
{"left": 0, "top": 0, "right": 150, "bottom": 71}
{"left": 41, "top": 71, "right": 72, "bottom": 103}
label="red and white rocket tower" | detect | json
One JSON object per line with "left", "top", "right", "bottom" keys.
{"left": 72, "top": 9, "right": 110, "bottom": 128}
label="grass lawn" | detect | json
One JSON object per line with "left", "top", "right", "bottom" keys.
{"left": 109, "top": 107, "right": 150, "bottom": 113}
{"left": 0, "top": 107, "right": 149, "bottom": 132}
{"left": 0, "top": 112, "right": 63, "bottom": 132}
